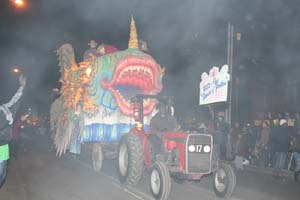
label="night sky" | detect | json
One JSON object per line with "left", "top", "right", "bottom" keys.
{"left": 0, "top": 0, "right": 300, "bottom": 115}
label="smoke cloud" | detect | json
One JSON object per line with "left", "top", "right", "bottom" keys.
{"left": 0, "top": 0, "right": 299, "bottom": 115}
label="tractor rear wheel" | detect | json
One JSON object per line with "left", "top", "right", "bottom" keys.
{"left": 150, "top": 161, "right": 171, "bottom": 200}
{"left": 213, "top": 162, "right": 236, "bottom": 198}
{"left": 117, "top": 133, "right": 144, "bottom": 185}
{"left": 92, "top": 143, "right": 103, "bottom": 173}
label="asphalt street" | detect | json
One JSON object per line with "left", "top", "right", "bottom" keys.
{"left": 0, "top": 134, "right": 299, "bottom": 200}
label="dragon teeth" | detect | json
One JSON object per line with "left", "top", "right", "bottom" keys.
{"left": 118, "top": 65, "right": 154, "bottom": 84}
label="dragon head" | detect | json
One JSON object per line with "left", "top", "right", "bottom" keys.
{"left": 100, "top": 50, "right": 164, "bottom": 116}
{"left": 89, "top": 17, "right": 164, "bottom": 116}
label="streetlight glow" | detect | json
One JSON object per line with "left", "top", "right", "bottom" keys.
{"left": 15, "top": 0, "right": 24, "bottom": 5}
{"left": 13, "top": 68, "right": 20, "bottom": 73}
{"left": 11, "top": 0, "right": 25, "bottom": 8}
{"left": 11, "top": 66, "right": 21, "bottom": 75}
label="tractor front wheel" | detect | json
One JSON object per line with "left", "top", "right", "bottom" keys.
{"left": 150, "top": 162, "right": 171, "bottom": 200}
{"left": 213, "top": 162, "right": 236, "bottom": 198}
{"left": 117, "top": 133, "right": 144, "bottom": 185}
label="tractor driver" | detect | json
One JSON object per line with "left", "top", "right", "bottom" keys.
{"left": 149, "top": 102, "right": 179, "bottom": 154}
{"left": 150, "top": 102, "right": 179, "bottom": 137}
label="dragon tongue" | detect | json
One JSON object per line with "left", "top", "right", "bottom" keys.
{"left": 114, "top": 85, "right": 143, "bottom": 99}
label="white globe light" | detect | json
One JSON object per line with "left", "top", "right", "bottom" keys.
{"left": 203, "top": 145, "right": 211, "bottom": 153}
{"left": 188, "top": 145, "right": 196, "bottom": 152}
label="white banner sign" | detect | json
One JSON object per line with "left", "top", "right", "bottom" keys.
{"left": 199, "top": 65, "right": 230, "bottom": 105}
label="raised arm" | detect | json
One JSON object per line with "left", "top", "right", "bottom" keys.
{"left": 3, "top": 75, "right": 26, "bottom": 108}
{"left": 0, "top": 75, "right": 26, "bottom": 125}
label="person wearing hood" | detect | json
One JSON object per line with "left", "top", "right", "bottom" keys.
{"left": 149, "top": 102, "right": 179, "bottom": 156}
{"left": 272, "top": 119, "right": 292, "bottom": 180}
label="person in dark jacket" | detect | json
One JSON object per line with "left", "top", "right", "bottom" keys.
{"left": 269, "top": 118, "right": 279, "bottom": 167}
{"left": 290, "top": 131, "right": 300, "bottom": 182}
{"left": 272, "top": 119, "right": 292, "bottom": 179}
{"left": 230, "top": 123, "right": 240, "bottom": 155}
{"left": 10, "top": 114, "right": 28, "bottom": 158}
{"left": 257, "top": 121, "right": 271, "bottom": 167}
{"left": 149, "top": 102, "right": 179, "bottom": 155}
{"left": 213, "top": 116, "right": 229, "bottom": 160}
{"left": 149, "top": 102, "right": 179, "bottom": 138}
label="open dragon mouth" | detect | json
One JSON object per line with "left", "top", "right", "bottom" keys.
{"left": 101, "top": 56, "right": 162, "bottom": 116}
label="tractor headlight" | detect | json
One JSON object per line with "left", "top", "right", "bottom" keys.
{"left": 203, "top": 145, "right": 211, "bottom": 153}
{"left": 188, "top": 145, "right": 196, "bottom": 153}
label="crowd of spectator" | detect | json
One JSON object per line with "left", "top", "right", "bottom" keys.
{"left": 231, "top": 112, "right": 300, "bottom": 181}
{"left": 180, "top": 112, "right": 300, "bottom": 182}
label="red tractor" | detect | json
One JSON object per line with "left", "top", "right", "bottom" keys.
{"left": 117, "top": 95, "right": 236, "bottom": 200}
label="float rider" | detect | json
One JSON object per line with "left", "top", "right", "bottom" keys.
{"left": 83, "top": 40, "right": 98, "bottom": 61}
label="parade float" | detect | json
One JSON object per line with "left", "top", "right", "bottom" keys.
{"left": 50, "top": 17, "right": 236, "bottom": 200}
{"left": 50, "top": 17, "right": 164, "bottom": 171}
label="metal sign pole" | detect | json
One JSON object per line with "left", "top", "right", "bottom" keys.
{"left": 226, "top": 23, "right": 234, "bottom": 127}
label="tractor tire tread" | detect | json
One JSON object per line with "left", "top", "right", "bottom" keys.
{"left": 118, "top": 133, "right": 144, "bottom": 186}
